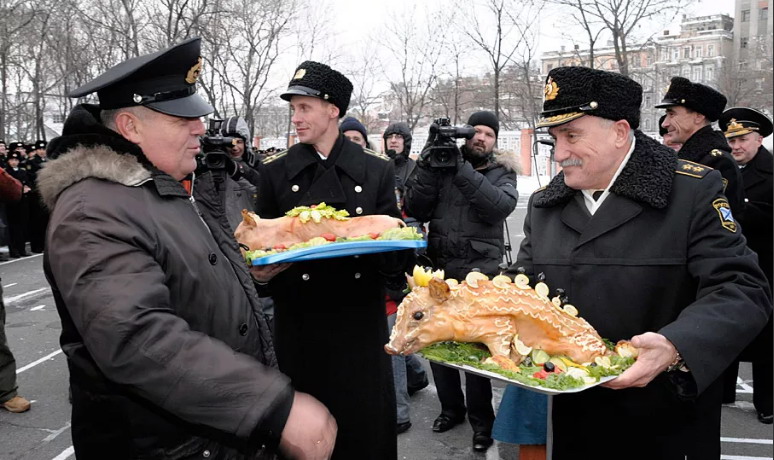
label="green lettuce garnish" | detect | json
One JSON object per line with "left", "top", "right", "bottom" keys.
{"left": 286, "top": 202, "right": 350, "bottom": 223}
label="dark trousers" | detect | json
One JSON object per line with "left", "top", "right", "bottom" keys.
{"left": 721, "top": 316, "right": 773, "bottom": 415}
{"left": 0, "top": 283, "right": 19, "bottom": 404}
{"left": 28, "top": 191, "right": 48, "bottom": 253}
{"left": 6, "top": 199, "right": 29, "bottom": 257}
{"left": 430, "top": 361, "right": 495, "bottom": 433}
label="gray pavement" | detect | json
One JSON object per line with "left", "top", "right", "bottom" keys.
{"left": 0, "top": 183, "right": 772, "bottom": 459}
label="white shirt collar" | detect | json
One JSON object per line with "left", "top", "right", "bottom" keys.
{"left": 582, "top": 136, "right": 636, "bottom": 215}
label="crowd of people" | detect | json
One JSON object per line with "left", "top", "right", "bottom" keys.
{"left": 0, "top": 36, "right": 771, "bottom": 460}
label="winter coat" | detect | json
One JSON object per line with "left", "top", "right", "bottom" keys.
{"left": 404, "top": 147, "right": 519, "bottom": 279}
{"left": 739, "top": 145, "right": 773, "bottom": 288}
{"left": 679, "top": 124, "right": 744, "bottom": 213}
{"left": 256, "top": 136, "right": 401, "bottom": 460}
{"left": 37, "top": 104, "right": 292, "bottom": 460}
{"left": 225, "top": 166, "right": 259, "bottom": 232}
{"left": 514, "top": 131, "right": 771, "bottom": 459}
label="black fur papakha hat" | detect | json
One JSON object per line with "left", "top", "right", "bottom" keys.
{"left": 280, "top": 61, "right": 353, "bottom": 118}
{"left": 69, "top": 37, "right": 213, "bottom": 118}
{"left": 655, "top": 76, "right": 727, "bottom": 122}
{"left": 719, "top": 107, "right": 773, "bottom": 139}
{"left": 537, "top": 66, "right": 642, "bottom": 129}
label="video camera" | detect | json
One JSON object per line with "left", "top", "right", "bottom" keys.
{"left": 198, "top": 118, "right": 237, "bottom": 172}
{"left": 424, "top": 117, "right": 476, "bottom": 168}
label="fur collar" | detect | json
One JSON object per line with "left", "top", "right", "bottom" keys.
{"left": 492, "top": 148, "right": 522, "bottom": 174}
{"left": 678, "top": 125, "right": 730, "bottom": 163}
{"left": 534, "top": 131, "right": 677, "bottom": 209}
{"left": 37, "top": 144, "right": 152, "bottom": 209}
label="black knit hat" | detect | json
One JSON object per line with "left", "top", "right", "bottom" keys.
{"left": 655, "top": 77, "right": 727, "bottom": 122}
{"left": 467, "top": 111, "right": 499, "bottom": 138}
{"left": 537, "top": 66, "right": 642, "bottom": 129}
{"left": 340, "top": 116, "right": 368, "bottom": 140}
{"left": 280, "top": 61, "right": 353, "bottom": 118}
{"left": 719, "top": 107, "right": 773, "bottom": 139}
{"left": 69, "top": 37, "right": 213, "bottom": 118}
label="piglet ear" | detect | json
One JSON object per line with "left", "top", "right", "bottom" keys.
{"left": 429, "top": 277, "right": 451, "bottom": 303}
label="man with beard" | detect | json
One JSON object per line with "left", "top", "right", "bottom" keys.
{"left": 404, "top": 111, "right": 519, "bottom": 452}
{"left": 718, "top": 107, "right": 773, "bottom": 424}
{"left": 656, "top": 77, "right": 743, "bottom": 213}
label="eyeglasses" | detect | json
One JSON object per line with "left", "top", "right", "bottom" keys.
{"left": 386, "top": 134, "right": 403, "bottom": 140}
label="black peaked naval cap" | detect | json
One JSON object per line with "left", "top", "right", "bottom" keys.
{"left": 69, "top": 37, "right": 213, "bottom": 118}
{"left": 655, "top": 76, "right": 727, "bottom": 122}
{"left": 719, "top": 107, "right": 773, "bottom": 139}
{"left": 280, "top": 61, "right": 353, "bottom": 118}
{"left": 537, "top": 66, "right": 642, "bottom": 129}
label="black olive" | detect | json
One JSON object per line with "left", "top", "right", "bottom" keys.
{"left": 560, "top": 295, "right": 569, "bottom": 305}
{"left": 555, "top": 288, "right": 565, "bottom": 296}
{"left": 537, "top": 272, "right": 546, "bottom": 281}
{"left": 413, "top": 311, "right": 424, "bottom": 320}
{"left": 471, "top": 267, "right": 481, "bottom": 272}
{"left": 590, "top": 362, "right": 598, "bottom": 367}
{"left": 543, "top": 362, "right": 555, "bottom": 372}
{"left": 516, "top": 266, "right": 526, "bottom": 274}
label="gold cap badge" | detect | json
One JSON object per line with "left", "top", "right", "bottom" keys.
{"left": 293, "top": 68, "right": 306, "bottom": 80}
{"left": 185, "top": 57, "right": 202, "bottom": 84}
{"left": 544, "top": 77, "right": 559, "bottom": 102}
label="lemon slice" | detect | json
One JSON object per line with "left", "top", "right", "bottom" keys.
{"left": 492, "top": 275, "right": 512, "bottom": 289}
{"left": 511, "top": 334, "right": 533, "bottom": 356}
{"left": 535, "top": 282, "right": 550, "bottom": 299}
{"left": 551, "top": 296, "right": 562, "bottom": 308}
{"left": 465, "top": 271, "right": 489, "bottom": 288}
{"left": 432, "top": 269, "right": 446, "bottom": 280}
{"left": 514, "top": 274, "right": 530, "bottom": 289}
{"left": 445, "top": 278, "right": 459, "bottom": 287}
{"left": 310, "top": 209, "right": 322, "bottom": 223}
{"left": 594, "top": 356, "right": 612, "bottom": 368}
{"left": 412, "top": 265, "right": 432, "bottom": 287}
{"left": 563, "top": 304, "right": 578, "bottom": 317}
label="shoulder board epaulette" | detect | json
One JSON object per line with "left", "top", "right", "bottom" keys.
{"left": 363, "top": 148, "right": 389, "bottom": 161}
{"left": 676, "top": 159, "right": 713, "bottom": 178}
{"left": 710, "top": 149, "right": 724, "bottom": 157}
{"left": 262, "top": 150, "right": 288, "bottom": 165}
{"left": 533, "top": 185, "right": 548, "bottom": 193}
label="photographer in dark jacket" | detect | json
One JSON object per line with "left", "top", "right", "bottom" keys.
{"left": 217, "top": 116, "right": 260, "bottom": 232}
{"left": 404, "top": 111, "right": 519, "bottom": 451}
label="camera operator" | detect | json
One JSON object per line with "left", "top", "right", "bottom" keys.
{"left": 205, "top": 116, "right": 260, "bottom": 232}
{"left": 404, "top": 111, "right": 519, "bottom": 452}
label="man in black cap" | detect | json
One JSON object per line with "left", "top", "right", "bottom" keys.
{"left": 254, "top": 60, "right": 405, "bottom": 459}
{"left": 37, "top": 38, "right": 335, "bottom": 460}
{"left": 405, "top": 111, "right": 519, "bottom": 451}
{"left": 656, "top": 76, "right": 743, "bottom": 213}
{"left": 340, "top": 116, "right": 371, "bottom": 149}
{"left": 0, "top": 140, "right": 7, "bottom": 168}
{"left": 25, "top": 139, "right": 48, "bottom": 253}
{"left": 5, "top": 151, "right": 31, "bottom": 258}
{"left": 507, "top": 66, "right": 770, "bottom": 459}
{"left": 718, "top": 107, "right": 773, "bottom": 424}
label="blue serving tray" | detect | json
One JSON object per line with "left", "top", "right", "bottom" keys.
{"left": 250, "top": 240, "right": 426, "bottom": 265}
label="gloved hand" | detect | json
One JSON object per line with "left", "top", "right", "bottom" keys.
{"left": 224, "top": 155, "right": 244, "bottom": 181}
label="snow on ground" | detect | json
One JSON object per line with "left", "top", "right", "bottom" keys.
{"left": 516, "top": 174, "right": 552, "bottom": 198}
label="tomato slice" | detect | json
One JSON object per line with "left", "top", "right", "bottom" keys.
{"left": 321, "top": 233, "right": 337, "bottom": 242}
{"left": 368, "top": 232, "right": 380, "bottom": 239}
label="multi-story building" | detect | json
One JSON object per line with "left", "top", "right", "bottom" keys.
{"left": 734, "top": 0, "right": 772, "bottom": 60}
{"left": 540, "top": 14, "right": 735, "bottom": 135}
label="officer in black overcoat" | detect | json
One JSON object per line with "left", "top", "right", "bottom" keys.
{"left": 26, "top": 140, "right": 49, "bottom": 253}
{"left": 656, "top": 76, "right": 744, "bottom": 213}
{"left": 512, "top": 66, "right": 771, "bottom": 459}
{"left": 5, "top": 151, "right": 30, "bottom": 258}
{"left": 254, "top": 61, "right": 402, "bottom": 460}
{"left": 718, "top": 108, "right": 773, "bottom": 424}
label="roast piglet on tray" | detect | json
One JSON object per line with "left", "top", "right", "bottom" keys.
{"left": 385, "top": 267, "right": 638, "bottom": 373}
{"left": 235, "top": 203, "right": 405, "bottom": 251}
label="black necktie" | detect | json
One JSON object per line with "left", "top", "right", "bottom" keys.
{"left": 592, "top": 190, "right": 603, "bottom": 201}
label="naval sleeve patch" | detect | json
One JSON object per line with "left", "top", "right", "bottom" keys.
{"left": 262, "top": 150, "right": 287, "bottom": 164}
{"left": 712, "top": 198, "right": 737, "bottom": 232}
{"left": 363, "top": 147, "right": 389, "bottom": 161}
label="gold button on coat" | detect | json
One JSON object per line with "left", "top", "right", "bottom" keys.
{"left": 355, "top": 185, "right": 363, "bottom": 193}
{"left": 355, "top": 207, "right": 363, "bottom": 215}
